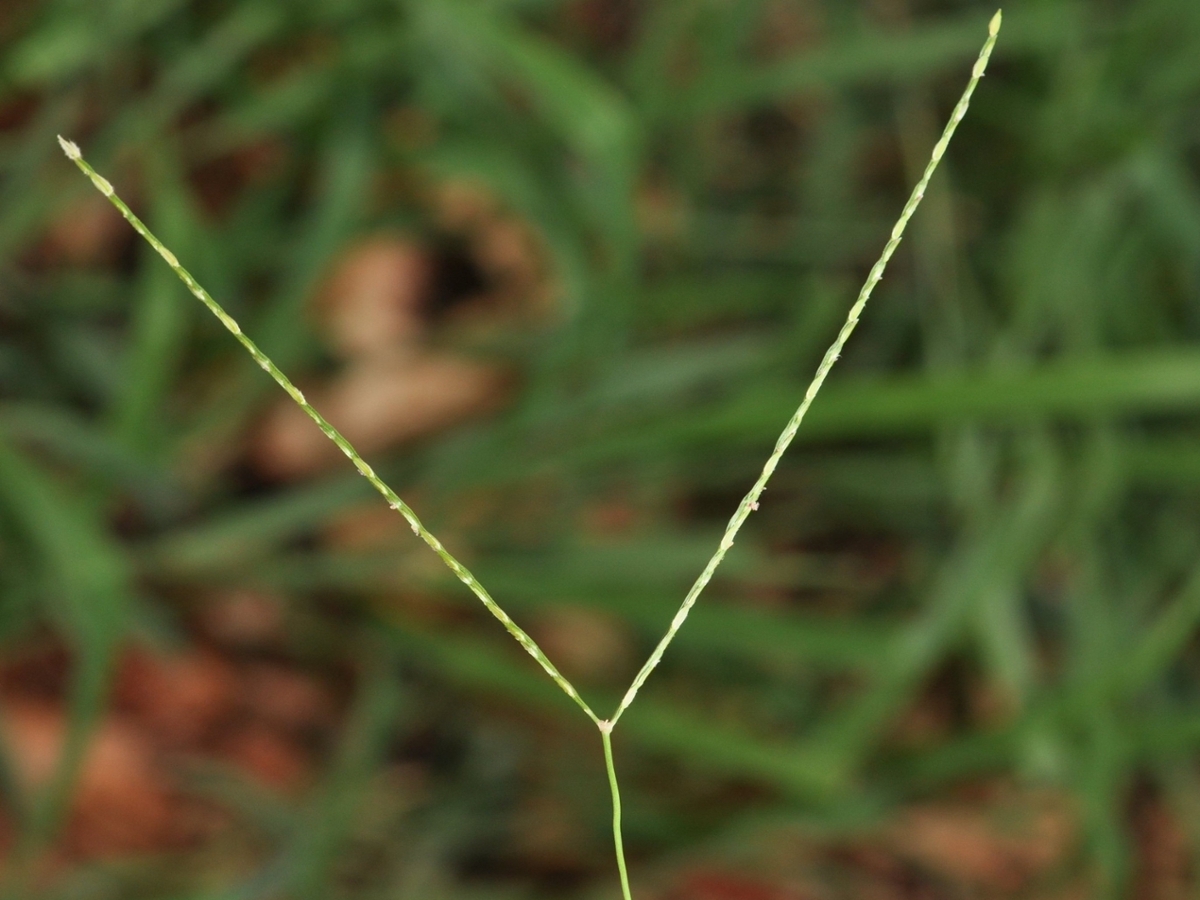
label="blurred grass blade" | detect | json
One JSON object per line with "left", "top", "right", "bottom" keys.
{"left": 0, "top": 439, "right": 131, "bottom": 664}
{"left": 555, "top": 352, "right": 1200, "bottom": 471}
{"left": 111, "top": 148, "right": 197, "bottom": 456}
{"left": 1122, "top": 562, "right": 1200, "bottom": 697}
{"left": 418, "top": 0, "right": 638, "bottom": 183}
{"left": 0, "top": 403, "right": 177, "bottom": 504}
{"left": 803, "top": 432, "right": 1059, "bottom": 782}
{"left": 0, "top": 438, "right": 132, "bottom": 848}
{"left": 691, "top": 4, "right": 1073, "bottom": 113}
{"left": 284, "top": 652, "right": 405, "bottom": 900}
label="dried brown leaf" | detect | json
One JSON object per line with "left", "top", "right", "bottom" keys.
{"left": 316, "top": 236, "right": 431, "bottom": 358}
{"left": 252, "top": 351, "right": 505, "bottom": 479}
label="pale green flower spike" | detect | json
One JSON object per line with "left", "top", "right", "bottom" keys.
{"left": 611, "top": 7, "right": 1002, "bottom": 728}
{"left": 59, "top": 12, "right": 999, "bottom": 897}
{"left": 56, "top": 133, "right": 599, "bottom": 730}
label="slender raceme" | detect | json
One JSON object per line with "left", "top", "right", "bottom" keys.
{"left": 55, "top": 135, "right": 599, "bottom": 729}
{"left": 610, "top": 8, "right": 1002, "bottom": 726}
{"left": 58, "top": 13, "right": 999, "bottom": 895}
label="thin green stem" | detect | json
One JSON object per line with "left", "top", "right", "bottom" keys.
{"left": 57, "top": 137, "right": 599, "bottom": 728}
{"left": 609, "top": 9, "right": 1003, "bottom": 725}
{"left": 600, "top": 723, "right": 632, "bottom": 900}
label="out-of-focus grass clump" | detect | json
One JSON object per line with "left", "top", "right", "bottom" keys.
{"left": 1, "top": 1, "right": 1200, "bottom": 898}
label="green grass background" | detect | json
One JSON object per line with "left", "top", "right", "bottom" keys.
{"left": 3, "top": 0, "right": 1200, "bottom": 896}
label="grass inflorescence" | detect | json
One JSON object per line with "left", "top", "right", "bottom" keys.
{"left": 58, "top": 13, "right": 1001, "bottom": 897}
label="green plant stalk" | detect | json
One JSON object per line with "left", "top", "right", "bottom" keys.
{"left": 601, "top": 724, "right": 632, "bottom": 900}
{"left": 59, "top": 12, "right": 999, "bottom": 893}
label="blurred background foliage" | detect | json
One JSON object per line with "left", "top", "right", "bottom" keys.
{"left": 2, "top": 0, "right": 1200, "bottom": 897}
